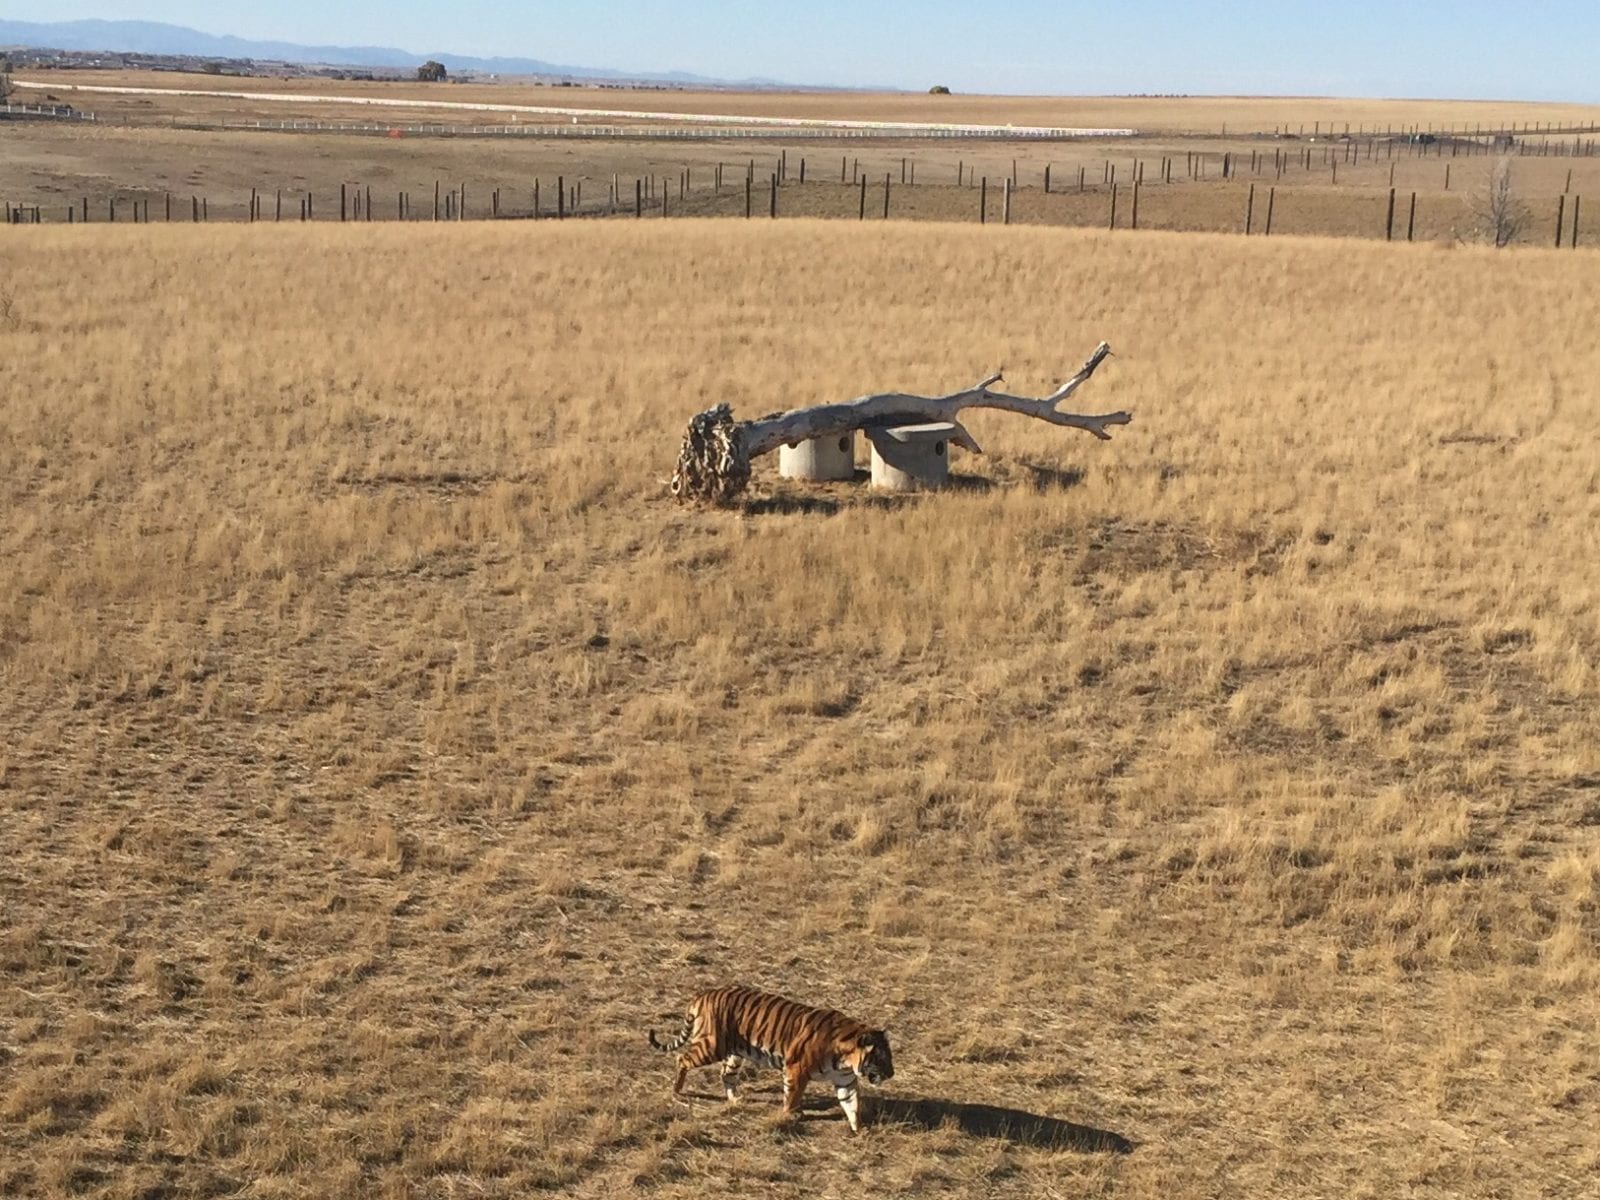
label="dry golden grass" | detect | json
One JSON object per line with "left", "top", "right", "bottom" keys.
{"left": 2, "top": 218, "right": 1598, "bottom": 1199}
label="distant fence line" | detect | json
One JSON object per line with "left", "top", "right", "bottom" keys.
{"left": 9, "top": 98, "right": 1600, "bottom": 153}
{"left": 0, "top": 104, "right": 1130, "bottom": 142}
{"left": 7, "top": 101, "right": 1600, "bottom": 157}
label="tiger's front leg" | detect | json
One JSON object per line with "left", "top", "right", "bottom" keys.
{"left": 835, "top": 1084, "right": 861, "bottom": 1133}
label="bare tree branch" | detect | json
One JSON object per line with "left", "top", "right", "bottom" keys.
{"left": 671, "top": 342, "right": 1127, "bottom": 503}
{"left": 741, "top": 342, "right": 1124, "bottom": 458}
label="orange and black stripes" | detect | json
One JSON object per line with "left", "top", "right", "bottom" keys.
{"left": 647, "top": 985, "right": 894, "bottom": 1132}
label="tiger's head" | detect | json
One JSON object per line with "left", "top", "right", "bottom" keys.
{"left": 846, "top": 1029, "right": 895, "bottom": 1087}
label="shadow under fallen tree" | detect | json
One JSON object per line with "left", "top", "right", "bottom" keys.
{"left": 874, "top": 1095, "right": 1135, "bottom": 1153}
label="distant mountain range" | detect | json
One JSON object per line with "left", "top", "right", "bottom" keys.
{"left": 0, "top": 18, "right": 788, "bottom": 87}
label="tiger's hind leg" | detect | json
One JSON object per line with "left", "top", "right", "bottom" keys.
{"left": 719, "top": 1055, "right": 743, "bottom": 1102}
{"left": 780, "top": 1062, "right": 809, "bottom": 1121}
{"left": 673, "top": 1038, "right": 720, "bottom": 1103}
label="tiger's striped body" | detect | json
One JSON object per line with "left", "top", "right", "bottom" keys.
{"left": 648, "top": 985, "right": 894, "bottom": 1132}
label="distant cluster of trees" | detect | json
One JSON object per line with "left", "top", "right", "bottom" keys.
{"left": 417, "top": 60, "right": 447, "bottom": 82}
{"left": 1, "top": 58, "right": 13, "bottom": 100}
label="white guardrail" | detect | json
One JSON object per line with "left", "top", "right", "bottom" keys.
{"left": 1, "top": 103, "right": 96, "bottom": 120}
{"left": 207, "top": 119, "right": 1119, "bottom": 140}
{"left": 12, "top": 80, "right": 1135, "bottom": 140}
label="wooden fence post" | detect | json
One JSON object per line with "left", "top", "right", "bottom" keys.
{"left": 558, "top": 176, "right": 565, "bottom": 220}
{"left": 1407, "top": 192, "right": 1416, "bottom": 241}
{"left": 1385, "top": 187, "right": 1396, "bottom": 240}
{"left": 1130, "top": 178, "right": 1138, "bottom": 229}
{"left": 883, "top": 173, "right": 891, "bottom": 219}
{"left": 979, "top": 176, "right": 986, "bottom": 224}
{"left": 1109, "top": 182, "right": 1117, "bottom": 230}
{"left": 636, "top": 179, "right": 643, "bottom": 218}
{"left": 340, "top": 183, "right": 347, "bottom": 222}
{"left": 1044, "top": 163, "right": 1051, "bottom": 193}
{"left": 1264, "top": 186, "right": 1275, "bottom": 235}
{"left": 1571, "top": 195, "right": 1580, "bottom": 247}
{"left": 1003, "top": 177, "right": 1011, "bottom": 225}
{"left": 745, "top": 174, "right": 751, "bottom": 218}
{"left": 770, "top": 174, "right": 777, "bottom": 218}
{"left": 1556, "top": 194, "right": 1566, "bottom": 247}
{"left": 1246, "top": 182, "right": 1255, "bottom": 234}
{"left": 433, "top": 181, "right": 440, "bottom": 221}
{"left": 859, "top": 175, "right": 867, "bottom": 220}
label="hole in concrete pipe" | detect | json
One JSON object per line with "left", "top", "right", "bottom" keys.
{"left": 838, "top": 436, "right": 850, "bottom": 452}
{"left": 935, "top": 442, "right": 946, "bottom": 456}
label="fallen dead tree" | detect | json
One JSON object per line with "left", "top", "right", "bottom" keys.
{"left": 670, "top": 341, "right": 1129, "bottom": 503}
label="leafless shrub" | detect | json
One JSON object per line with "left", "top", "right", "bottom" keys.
{"left": 1472, "top": 157, "right": 1529, "bottom": 247}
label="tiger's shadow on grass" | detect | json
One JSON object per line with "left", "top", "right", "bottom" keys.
{"left": 871, "top": 1095, "right": 1135, "bottom": 1153}
{"left": 678, "top": 1089, "right": 1133, "bottom": 1152}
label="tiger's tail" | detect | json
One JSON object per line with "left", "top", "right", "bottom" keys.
{"left": 648, "top": 1011, "right": 694, "bottom": 1054}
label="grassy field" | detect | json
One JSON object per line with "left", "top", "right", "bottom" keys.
{"left": 20, "top": 69, "right": 1600, "bottom": 133}
{"left": 7, "top": 70, "right": 1600, "bottom": 245}
{"left": 5, "top": 118, "right": 1600, "bottom": 249}
{"left": 2, "top": 218, "right": 1598, "bottom": 1200}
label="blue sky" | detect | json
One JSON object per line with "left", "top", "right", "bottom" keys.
{"left": 15, "top": 2, "right": 1600, "bottom": 101}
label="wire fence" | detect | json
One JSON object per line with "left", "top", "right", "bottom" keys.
{"left": 4, "top": 167, "right": 1589, "bottom": 250}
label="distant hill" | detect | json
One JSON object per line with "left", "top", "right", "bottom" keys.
{"left": 0, "top": 18, "right": 786, "bottom": 86}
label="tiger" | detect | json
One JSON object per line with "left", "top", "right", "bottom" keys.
{"left": 648, "top": 985, "right": 894, "bottom": 1133}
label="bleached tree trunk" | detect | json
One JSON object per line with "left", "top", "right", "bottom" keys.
{"left": 671, "top": 342, "right": 1129, "bottom": 503}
